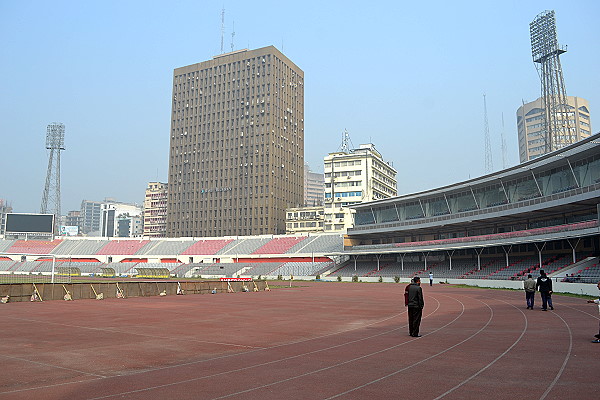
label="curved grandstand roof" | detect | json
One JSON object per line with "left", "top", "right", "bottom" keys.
{"left": 349, "top": 132, "right": 600, "bottom": 239}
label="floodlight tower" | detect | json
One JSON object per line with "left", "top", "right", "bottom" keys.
{"left": 40, "top": 123, "right": 65, "bottom": 225}
{"left": 530, "top": 10, "right": 573, "bottom": 153}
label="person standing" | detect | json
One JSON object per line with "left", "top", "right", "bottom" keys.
{"left": 405, "top": 276, "right": 424, "bottom": 337}
{"left": 524, "top": 274, "right": 536, "bottom": 309}
{"left": 586, "top": 280, "right": 600, "bottom": 343}
{"left": 429, "top": 271, "right": 434, "bottom": 286}
{"left": 536, "top": 270, "right": 554, "bottom": 311}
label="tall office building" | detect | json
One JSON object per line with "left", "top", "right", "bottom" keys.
{"left": 167, "top": 46, "right": 304, "bottom": 237}
{"left": 517, "top": 96, "right": 592, "bottom": 162}
{"left": 80, "top": 200, "right": 102, "bottom": 235}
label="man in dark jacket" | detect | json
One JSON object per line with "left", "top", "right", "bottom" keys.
{"left": 536, "top": 270, "right": 554, "bottom": 311}
{"left": 405, "top": 277, "right": 425, "bottom": 337}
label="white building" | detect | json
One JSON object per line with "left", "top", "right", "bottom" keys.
{"left": 323, "top": 143, "right": 397, "bottom": 232}
{"left": 100, "top": 202, "right": 143, "bottom": 238}
{"left": 285, "top": 205, "right": 324, "bottom": 234}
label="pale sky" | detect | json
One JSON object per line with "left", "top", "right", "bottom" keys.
{"left": 1, "top": 0, "right": 598, "bottom": 213}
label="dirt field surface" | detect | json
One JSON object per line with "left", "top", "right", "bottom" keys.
{"left": 1, "top": 281, "right": 598, "bottom": 399}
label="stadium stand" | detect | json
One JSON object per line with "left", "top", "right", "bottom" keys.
{"left": 6, "top": 240, "right": 63, "bottom": 255}
{"left": 103, "top": 262, "right": 137, "bottom": 275}
{"left": 218, "top": 237, "right": 270, "bottom": 255}
{"left": 252, "top": 236, "right": 308, "bottom": 254}
{"left": 271, "top": 261, "right": 334, "bottom": 276}
{"left": 181, "top": 239, "right": 233, "bottom": 255}
{"left": 136, "top": 240, "right": 194, "bottom": 255}
{"left": 0, "top": 240, "right": 16, "bottom": 252}
{"left": 189, "top": 263, "right": 244, "bottom": 277}
{"left": 96, "top": 240, "right": 150, "bottom": 255}
{"left": 239, "top": 262, "right": 285, "bottom": 276}
{"left": 296, "top": 235, "right": 344, "bottom": 253}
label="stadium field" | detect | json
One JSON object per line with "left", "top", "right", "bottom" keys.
{"left": 0, "top": 282, "right": 598, "bottom": 399}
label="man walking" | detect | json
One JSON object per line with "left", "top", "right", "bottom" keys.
{"left": 536, "top": 270, "right": 554, "bottom": 311}
{"left": 524, "top": 274, "right": 536, "bottom": 309}
{"left": 586, "top": 280, "right": 600, "bottom": 343}
{"left": 429, "top": 271, "right": 434, "bottom": 286}
{"left": 405, "top": 277, "right": 424, "bottom": 337}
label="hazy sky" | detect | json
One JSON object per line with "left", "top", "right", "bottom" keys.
{"left": 1, "top": 0, "right": 598, "bottom": 214}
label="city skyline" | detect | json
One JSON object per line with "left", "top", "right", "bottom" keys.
{"left": 1, "top": 1, "right": 598, "bottom": 214}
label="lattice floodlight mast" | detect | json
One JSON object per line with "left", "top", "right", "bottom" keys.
{"left": 530, "top": 10, "right": 574, "bottom": 153}
{"left": 40, "top": 123, "right": 65, "bottom": 227}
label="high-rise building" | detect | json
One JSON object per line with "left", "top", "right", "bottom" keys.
{"left": 167, "top": 46, "right": 304, "bottom": 237}
{"left": 323, "top": 144, "right": 397, "bottom": 232}
{"left": 143, "top": 182, "right": 168, "bottom": 238}
{"left": 304, "top": 163, "right": 324, "bottom": 206}
{"left": 80, "top": 200, "right": 102, "bottom": 235}
{"left": 517, "top": 96, "right": 592, "bottom": 162}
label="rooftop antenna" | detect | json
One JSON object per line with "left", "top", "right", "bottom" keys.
{"left": 483, "top": 93, "right": 493, "bottom": 173}
{"left": 501, "top": 112, "right": 507, "bottom": 169}
{"left": 340, "top": 129, "right": 354, "bottom": 153}
{"left": 231, "top": 20, "right": 235, "bottom": 52}
{"left": 220, "top": 7, "right": 225, "bottom": 54}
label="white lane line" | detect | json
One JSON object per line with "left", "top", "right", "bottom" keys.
{"left": 433, "top": 298, "right": 527, "bottom": 399}
{"left": 324, "top": 296, "right": 487, "bottom": 400}
{"left": 3, "top": 316, "right": 263, "bottom": 349}
{"left": 0, "top": 353, "right": 107, "bottom": 378}
{"left": 82, "top": 297, "right": 448, "bottom": 400}
{"left": 539, "top": 311, "right": 573, "bottom": 400}
{"left": 0, "top": 299, "right": 427, "bottom": 396}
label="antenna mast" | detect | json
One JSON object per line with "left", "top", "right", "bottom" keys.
{"left": 340, "top": 129, "right": 353, "bottom": 153}
{"left": 220, "top": 8, "right": 225, "bottom": 53}
{"left": 231, "top": 20, "right": 235, "bottom": 52}
{"left": 530, "top": 10, "right": 573, "bottom": 153}
{"left": 483, "top": 94, "right": 493, "bottom": 173}
{"left": 501, "top": 113, "right": 507, "bottom": 169}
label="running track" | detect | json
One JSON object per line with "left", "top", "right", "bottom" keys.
{"left": 0, "top": 282, "right": 598, "bottom": 399}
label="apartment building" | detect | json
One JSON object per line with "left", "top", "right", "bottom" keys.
{"left": 323, "top": 143, "right": 397, "bottom": 232}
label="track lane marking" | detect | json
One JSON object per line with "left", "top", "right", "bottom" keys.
{"left": 0, "top": 297, "right": 437, "bottom": 396}
{"left": 433, "top": 298, "right": 527, "bottom": 399}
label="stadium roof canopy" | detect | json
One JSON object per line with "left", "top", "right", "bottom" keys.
{"left": 348, "top": 133, "right": 600, "bottom": 245}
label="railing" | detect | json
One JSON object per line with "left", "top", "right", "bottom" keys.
{"left": 350, "top": 220, "right": 598, "bottom": 251}
{"left": 351, "top": 183, "right": 600, "bottom": 232}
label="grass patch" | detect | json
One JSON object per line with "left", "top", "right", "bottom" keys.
{"left": 449, "top": 283, "right": 598, "bottom": 299}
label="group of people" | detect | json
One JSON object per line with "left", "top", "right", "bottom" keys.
{"left": 403, "top": 271, "right": 600, "bottom": 343}
{"left": 524, "top": 270, "right": 600, "bottom": 342}
{"left": 523, "top": 270, "right": 554, "bottom": 310}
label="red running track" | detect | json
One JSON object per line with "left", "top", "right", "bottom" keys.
{"left": 0, "top": 282, "right": 598, "bottom": 399}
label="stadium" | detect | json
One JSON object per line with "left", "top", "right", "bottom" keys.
{"left": 1, "top": 134, "right": 599, "bottom": 399}
{"left": 1, "top": 133, "right": 599, "bottom": 289}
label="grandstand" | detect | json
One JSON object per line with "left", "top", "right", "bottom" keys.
{"left": 1, "top": 135, "right": 599, "bottom": 284}
{"left": 342, "top": 134, "right": 600, "bottom": 282}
